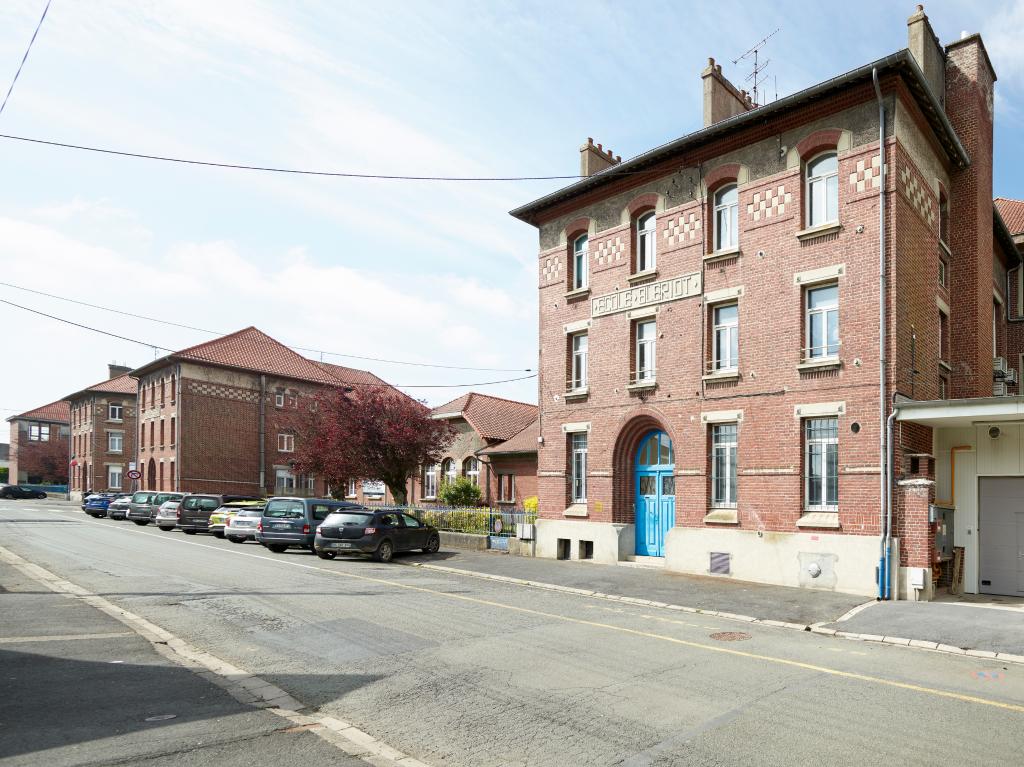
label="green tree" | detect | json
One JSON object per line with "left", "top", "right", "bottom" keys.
{"left": 437, "top": 476, "right": 482, "bottom": 507}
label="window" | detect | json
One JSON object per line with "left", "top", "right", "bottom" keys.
{"left": 423, "top": 465, "right": 438, "bottom": 499}
{"left": 570, "top": 332, "right": 588, "bottom": 391}
{"left": 804, "top": 417, "right": 838, "bottom": 511}
{"left": 572, "top": 234, "right": 588, "bottom": 291}
{"left": 805, "top": 152, "right": 839, "bottom": 228}
{"left": 275, "top": 390, "right": 285, "bottom": 408}
{"left": 635, "top": 320, "right": 656, "bottom": 382}
{"left": 29, "top": 423, "right": 49, "bottom": 441}
{"left": 140, "top": 424, "right": 145, "bottom": 449}
{"left": 287, "top": 390, "right": 298, "bottom": 408}
{"left": 570, "top": 432, "right": 587, "bottom": 503}
{"left": 636, "top": 211, "right": 657, "bottom": 272}
{"left": 806, "top": 285, "right": 839, "bottom": 359}
{"left": 441, "top": 458, "right": 456, "bottom": 486}
{"left": 462, "top": 457, "right": 480, "bottom": 485}
{"left": 160, "top": 379, "right": 166, "bottom": 405}
{"left": 347, "top": 478, "right": 358, "bottom": 498}
{"left": 159, "top": 420, "right": 165, "bottom": 446}
{"left": 278, "top": 433, "right": 295, "bottom": 452}
{"left": 993, "top": 300, "right": 1000, "bottom": 357}
{"left": 170, "top": 374, "right": 176, "bottom": 404}
{"left": 109, "top": 403, "right": 123, "bottom": 421}
{"left": 141, "top": 386, "right": 146, "bottom": 410}
{"left": 939, "top": 310, "right": 949, "bottom": 364}
{"left": 939, "top": 375, "right": 949, "bottom": 400}
{"left": 712, "top": 304, "right": 739, "bottom": 371}
{"left": 275, "top": 468, "right": 296, "bottom": 493}
{"left": 498, "top": 474, "right": 516, "bottom": 503}
{"left": 108, "top": 432, "right": 123, "bottom": 453}
{"left": 939, "top": 191, "right": 949, "bottom": 245}
{"left": 710, "top": 423, "right": 738, "bottom": 508}
{"left": 149, "top": 421, "right": 155, "bottom": 448}
{"left": 108, "top": 465, "right": 123, "bottom": 490}
{"left": 713, "top": 184, "right": 738, "bottom": 251}
{"left": 170, "top": 416, "right": 175, "bottom": 446}
{"left": 938, "top": 256, "right": 948, "bottom": 289}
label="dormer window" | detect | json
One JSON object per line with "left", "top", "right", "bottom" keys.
{"left": 572, "top": 234, "right": 589, "bottom": 291}
{"left": 806, "top": 152, "right": 839, "bottom": 228}
{"left": 713, "top": 184, "right": 738, "bottom": 251}
{"left": 636, "top": 212, "right": 656, "bottom": 272}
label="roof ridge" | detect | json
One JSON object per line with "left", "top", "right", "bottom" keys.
{"left": 461, "top": 391, "right": 537, "bottom": 409}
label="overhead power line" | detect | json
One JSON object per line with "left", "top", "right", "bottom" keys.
{"left": 0, "top": 281, "right": 531, "bottom": 372}
{"left": 0, "top": 0, "right": 52, "bottom": 118}
{"left": 0, "top": 298, "right": 537, "bottom": 390}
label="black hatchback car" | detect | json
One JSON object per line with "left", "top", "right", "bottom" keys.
{"left": 313, "top": 508, "right": 440, "bottom": 562}
{"left": 0, "top": 485, "right": 47, "bottom": 500}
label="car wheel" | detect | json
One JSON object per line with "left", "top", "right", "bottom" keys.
{"left": 158, "top": 526, "right": 175, "bottom": 531}
{"left": 373, "top": 540, "right": 394, "bottom": 563}
{"left": 423, "top": 534, "right": 440, "bottom": 554}
{"left": 183, "top": 530, "right": 197, "bottom": 535}
{"left": 212, "top": 531, "right": 224, "bottom": 539}
{"left": 267, "top": 544, "right": 288, "bottom": 554}
{"left": 227, "top": 536, "right": 246, "bottom": 544}
{"left": 132, "top": 520, "right": 148, "bottom": 526}
{"left": 316, "top": 551, "right": 337, "bottom": 560}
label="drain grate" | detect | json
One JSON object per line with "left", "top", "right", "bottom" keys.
{"left": 709, "top": 631, "right": 751, "bottom": 642}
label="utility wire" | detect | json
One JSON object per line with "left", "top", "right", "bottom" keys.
{"left": 0, "top": 298, "right": 537, "bottom": 389}
{"left": 0, "top": 0, "right": 52, "bottom": 118}
{"left": 0, "top": 281, "right": 531, "bottom": 372}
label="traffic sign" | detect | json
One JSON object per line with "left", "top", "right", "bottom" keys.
{"left": 126, "top": 470, "right": 142, "bottom": 480}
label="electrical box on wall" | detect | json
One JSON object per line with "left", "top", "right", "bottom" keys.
{"left": 930, "top": 505, "right": 955, "bottom": 561}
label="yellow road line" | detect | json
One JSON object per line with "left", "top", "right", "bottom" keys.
{"left": 18, "top": 505, "right": 1024, "bottom": 715}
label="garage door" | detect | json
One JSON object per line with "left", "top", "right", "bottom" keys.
{"left": 979, "top": 477, "right": 1024, "bottom": 596}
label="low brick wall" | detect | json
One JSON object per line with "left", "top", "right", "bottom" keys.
{"left": 438, "top": 531, "right": 535, "bottom": 557}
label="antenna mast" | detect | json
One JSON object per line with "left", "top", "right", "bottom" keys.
{"left": 732, "top": 28, "right": 780, "bottom": 107}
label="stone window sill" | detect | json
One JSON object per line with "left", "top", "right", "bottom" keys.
{"left": 704, "top": 508, "right": 739, "bottom": 525}
{"left": 564, "top": 387, "right": 589, "bottom": 400}
{"left": 797, "top": 358, "right": 842, "bottom": 372}
{"left": 564, "top": 503, "right": 588, "bottom": 518}
{"left": 796, "top": 222, "right": 842, "bottom": 242}
{"left": 564, "top": 287, "right": 591, "bottom": 300}
{"left": 704, "top": 247, "right": 741, "bottom": 263}
{"left": 626, "top": 379, "right": 657, "bottom": 392}
{"left": 703, "top": 369, "right": 741, "bottom": 382}
{"left": 796, "top": 511, "right": 841, "bottom": 528}
{"left": 627, "top": 269, "right": 658, "bottom": 285}
{"left": 939, "top": 360, "right": 952, "bottom": 372}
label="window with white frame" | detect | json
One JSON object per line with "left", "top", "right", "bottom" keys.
{"left": 423, "top": 465, "right": 438, "bottom": 499}
{"left": 939, "top": 310, "right": 949, "bottom": 364}
{"left": 635, "top": 320, "right": 656, "bottom": 381}
{"left": 712, "top": 304, "right": 739, "bottom": 371}
{"left": 713, "top": 184, "right": 738, "bottom": 251}
{"left": 570, "top": 332, "right": 588, "bottom": 391}
{"left": 572, "top": 234, "right": 589, "bottom": 291}
{"left": 463, "top": 456, "right": 480, "bottom": 485}
{"left": 275, "top": 468, "right": 296, "bottom": 493}
{"left": 441, "top": 458, "right": 456, "bottom": 486}
{"left": 570, "top": 432, "right": 587, "bottom": 503}
{"left": 993, "top": 299, "right": 1000, "bottom": 357}
{"left": 805, "top": 152, "right": 839, "bottom": 228}
{"left": 108, "top": 403, "right": 123, "bottom": 421}
{"left": 938, "top": 256, "right": 948, "bottom": 289}
{"left": 108, "top": 465, "right": 123, "bottom": 490}
{"left": 806, "top": 284, "right": 839, "bottom": 359}
{"left": 278, "top": 433, "right": 295, "bottom": 452}
{"left": 108, "top": 431, "right": 123, "bottom": 453}
{"left": 636, "top": 211, "right": 657, "bottom": 272}
{"left": 498, "top": 474, "right": 516, "bottom": 503}
{"left": 710, "top": 423, "right": 737, "bottom": 508}
{"left": 274, "top": 390, "right": 285, "bottom": 408}
{"left": 804, "top": 417, "right": 838, "bottom": 511}
{"left": 347, "top": 478, "right": 358, "bottom": 498}
{"left": 29, "top": 423, "right": 50, "bottom": 441}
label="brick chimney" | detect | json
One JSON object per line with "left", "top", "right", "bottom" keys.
{"left": 701, "top": 57, "right": 754, "bottom": 127}
{"left": 907, "top": 4, "right": 945, "bottom": 106}
{"left": 108, "top": 363, "right": 131, "bottom": 379}
{"left": 579, "top": 138, "right": 621, "bottom": 177}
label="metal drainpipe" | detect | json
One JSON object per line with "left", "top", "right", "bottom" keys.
{"left": 886, "top": 406, "right": 897, "bottom": 600}
{"left": 258, "top": 374, "right": 266, "bottom": 493}
{"left": 873, "top": 68, "right": 890, "bottom": 599}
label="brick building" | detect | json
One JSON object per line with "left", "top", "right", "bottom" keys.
{"left": 6, "top": 399, "right": 70, "bottom": 486}
{"left": 477, "top": 417, "right": 539, "bottom": 509}
{"left": 418, "top": 393, "right": 537, "bottom": 507}
{"left": 511, "top": 7, "right": 1022, "bottom": 598}
{"left": 129, "top": 326, "right": 397, "bottom": 499}
{"left": 65, "top": 365, "right": 138, "bottom": 499}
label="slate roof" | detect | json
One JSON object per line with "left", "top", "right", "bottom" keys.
{"left": 477, "top": 418, "right": 539, "bottom": 455}
{"left": 432, "top": 392, "right": 538, "bottom": 442}
{"left": 995, "top": 198, "right": 1024, "bottom": 236}
{"left": 6, "top": 399, "right": 71, "bottom": 424}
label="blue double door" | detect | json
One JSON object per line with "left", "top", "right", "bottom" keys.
{"left": 635, "top": 430, "right": 675, "bottom": 557}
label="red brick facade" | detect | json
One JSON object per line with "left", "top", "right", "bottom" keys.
{"left": 66, "top": 370, "right": 138, "bottom": 497}
{"left": 7, "top": 400, "right": 70, "bottom": 486}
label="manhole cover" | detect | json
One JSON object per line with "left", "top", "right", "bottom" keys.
{"left": 710, "top": 631, "right": 751, "bottom": 642}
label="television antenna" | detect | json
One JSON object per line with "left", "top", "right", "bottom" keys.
{"left": 732, "top": 28, "right": 780, "bottom": 107}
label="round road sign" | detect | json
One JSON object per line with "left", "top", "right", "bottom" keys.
{"left": 126, "top": 470, "right": 142, "bottom": 480}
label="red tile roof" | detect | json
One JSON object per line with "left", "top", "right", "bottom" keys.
{"left": 477, "top": 418, "right": 539, "bottom": 455}
{"left": 432, "top": 392, "right": 538, "bottom": 442}
{"left": 64, "top": 373, "right": 139, "bottom": 403}
{"left": 995, "top": 198, "right": 1024, "bottom": 236}
{"left": 7, "top": 399, "right": 70, "bottom": 424}
{"left": 314, "top": 361, "right": 389, "bottom": 388}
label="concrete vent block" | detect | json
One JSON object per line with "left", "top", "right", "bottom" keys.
{"left": 798, "top": 552, "right": 837, "bottom": 588}
{"left": 710, "top": 551, "right": 731, "bottom": 575}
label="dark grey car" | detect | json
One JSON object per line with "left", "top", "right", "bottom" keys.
{"left": 314, "top": 508, "right": 440, "bottom": 562}
{"left": 257, "top": 497, "right": 365, "bottom": 553}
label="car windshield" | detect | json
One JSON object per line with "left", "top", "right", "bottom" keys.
{"left": 132, "top": 492, "right": 152, "bottom": 503}
{"left": 324, "top": 512, "right": 374, "bottom": 527}
{"left": 182, "top": 497, "right": 220, "bottom": 511}
{"left": 264, "top": 500, "right": 305, "bottom": 519}
{"left": 236, "top": 509, "right": 262, "bottom": 518}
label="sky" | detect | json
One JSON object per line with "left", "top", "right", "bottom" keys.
{"left": 3, "top": 0, "right": 1024, "bottom": 442}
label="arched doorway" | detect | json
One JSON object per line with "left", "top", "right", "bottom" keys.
{"left": 635, "top": 430, "right": 675, "bottom": 556}
{"left": 147, "top": 458, "right": 156, "bottom": 490}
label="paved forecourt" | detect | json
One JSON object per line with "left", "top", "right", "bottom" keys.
{"left": 2, "top": 498, "right": 1023, "bottom": 767}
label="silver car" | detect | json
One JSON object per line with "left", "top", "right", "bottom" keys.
{"left": 155, "top": 500, "right": 181, "bottom": 531}
{"left": 107, "top": 495, "right": 132, "bottom": 520}
{"left": 225, "top": 508, "right": 263, "bottom": 543}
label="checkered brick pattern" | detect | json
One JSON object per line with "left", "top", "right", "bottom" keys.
{"left": 848, "top": 155, "right": 883, "bottom": 193}
{"left": 746, "top": 185, "right": 791, "bottom": 222}
{"left": 595, "top": 236, "right": 624, "bottom": 265}
{"left": 899, "top": 164, "right": 936, "bottom": 228}
{"left": 663, "top": 212, "right": 700, "bottom": 245}
{"left": 186, "top": 380, "right": 260, "bottom": 403}
{"left": 540, "top": 255, "right": 563, "bottom": 283}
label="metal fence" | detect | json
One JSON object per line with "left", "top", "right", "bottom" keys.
{"left": 366, "top": 502, "right": 536, "bottom": 540}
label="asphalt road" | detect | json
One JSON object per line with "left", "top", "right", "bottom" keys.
{"left": 3, "top": 498, "right": 1024, "bottom": 766}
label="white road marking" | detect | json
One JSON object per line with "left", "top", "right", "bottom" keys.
{"left": 0, "top": 631, "right": 133, "bottom": 643}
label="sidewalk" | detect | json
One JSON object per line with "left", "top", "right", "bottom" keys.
{"left": 403, "top": 549, "right": 867, "bottom": 626}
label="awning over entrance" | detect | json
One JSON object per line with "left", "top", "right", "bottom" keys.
{"left": 895, "top": 395, "right": 1024, "bottom": 428}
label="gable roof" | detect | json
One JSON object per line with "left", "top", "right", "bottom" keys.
{"left": 6, "top": 399, "right": 70, "bottom": 424}
{"left": 65, "top": 373, "right": 138, "bottom": 402}
{"left": 477, "top": 418, "right": 539, "bottom": 456}
{"left": 995, "top": 198, "right": 1024, "bottom": 236}
{"left": 314, "top": 361, "right": 389, "bottom": 388}
{"left": 432, "top": 392, "right": 538, "bottom": 442}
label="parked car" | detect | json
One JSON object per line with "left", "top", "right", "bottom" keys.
{"left": 208, "top": 500, "right": 265, "bottom": 538}
{"left": 313, "top": 507, "right": 440, "bottom": 562}
{"left": 107, "top": 494, "right": 132, "bottom": 520}
{"left": 177, "top": 493, "right": 263, "bottom": 534}
{"left": 224, "top": 508, "right": 264, "bottom": 543}
{"left": 0, "top": 485, "right": 47, "bottom": 500}
{"left": 155, "top": 500, "right": 181, "bottom": 531}
{"left": 128, "top": 491, "right": 186, "bottom": 526}
{"left": 257, "top": 497, "right": 365, "bottom": 554}
{"left": 83, "top": 493, "right": 124, "bottom": 517}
